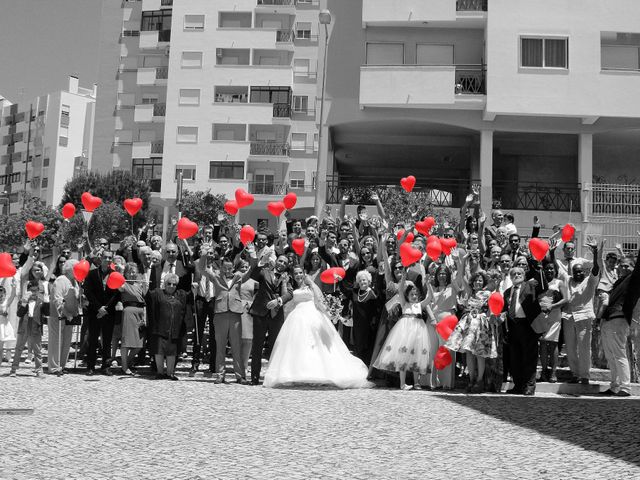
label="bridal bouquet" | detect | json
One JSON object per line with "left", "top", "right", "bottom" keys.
{"left": 322, "top": 293, "right": 345, "bottom": 326}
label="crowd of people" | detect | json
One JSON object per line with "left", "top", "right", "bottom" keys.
{"left": 1, "top": 187, "right": 639, "bottom": 396}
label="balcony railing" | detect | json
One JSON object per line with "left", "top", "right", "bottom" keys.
{"left": 588, "top": 183, "right": 640, "bottom": 216}
{"left": 248, "top": 181, "right": 289, "bottom": 195}
{"left": 276, "top": 29, "right": 295, "bottom": 42}
{"left": 249, "top": 142, "right": 290, "bottom": 156}
{"left": 150, "top": 141, "right": 164, "bottom": 154}
{"left": 160, "top": 0, "right": 173, "bottom": 6}
{"left": 493, "top": 181, "right": 581, "bottom": 212}
{"left": 156, "top": 66, "right": 169, "bottom": 79}
{"left": 257, "top": 0, "right": 295, "bottom": 5}
{"left": 456, "top": 0, "right": 488, "bottom": 11}
{"left": 153, "top": 103, "right": 166, "bottom": 116}
{"left": 455, "top": 65, "right": 486, "bottom": 94}
{"left": 272, "top": 103, "right": 291, "bottom": 118}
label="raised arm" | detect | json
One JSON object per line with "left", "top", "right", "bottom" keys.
{"left": 371, "top": 192, "right": 387, "bottom": 222}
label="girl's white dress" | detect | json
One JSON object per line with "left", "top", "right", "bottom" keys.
{"left": 263, "top": 287, "right": 371, "bottom": 389}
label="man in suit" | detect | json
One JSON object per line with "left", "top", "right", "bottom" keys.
{"left": 249, "top": 254, "right": 293, "bottom": 385}
{"left": 503, "top": 266, "right": 542, "bottom": 395}
{"left": 83, "top": 249, "right": 117, "bottom": 375}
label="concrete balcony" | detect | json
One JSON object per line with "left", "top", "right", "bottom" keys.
{"left": 211, "top": 103, "right": 276, "bottom": 125}
{"left": 134, "top": 104, "right": 154, "bottom": 123}
{"left": 132, "top": 141, "right": 152, "bottom": 158}
{"left": 208, "top": 141, "right": 251, "bottom": 160}
{"left": 359, "top": 65, "right": 485, "bottom": 109}
{"left": 213, "top": 65, "right": 293, "bottom": 86}
{"left": 215, "top": 28, "right": 280, "bottom": 50}
{"left": 362, "top": 0, "right": 487, "bottom": 27}
{"left": 141, "top": 0, "right": 161, "bottom": 11}
{"left": 249, "top": 142, "right": 290, "bottom": 158}
{"left": 256, "top": 0, "right": 295, "bottom": 13}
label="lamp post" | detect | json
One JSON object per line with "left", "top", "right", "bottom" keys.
{"left": 314, "top": 9, "right": 332, "bottom": 216}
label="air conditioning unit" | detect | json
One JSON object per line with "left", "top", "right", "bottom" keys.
{"left": 216, "top": 48, "right": 223, "bottom": 57}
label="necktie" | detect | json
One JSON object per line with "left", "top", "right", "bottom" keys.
{"left": 509, "top": 286, "right": 519, "bottom": 319}
{"left": 170, "top": 263, "right": 176, "bottom": 275}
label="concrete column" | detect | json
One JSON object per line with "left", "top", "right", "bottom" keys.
{"left": 314, "top": 125, "right": 331, "bottom": 216}
{"left": 578, "top": 133, "right": 593, "bottom": 222}
{"left": 479, "top": 130, "right": 493, "bottom": 214}
{"left": 162, "top": 205, "right": 170, "bottom": 242}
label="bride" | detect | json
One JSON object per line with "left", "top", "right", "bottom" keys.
{"left": 263, "top": 265, "right": 372, "bottom": 389}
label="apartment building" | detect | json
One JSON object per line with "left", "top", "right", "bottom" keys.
{"left": 318, "top": 0, "right": 640, "bottom": 251}
{"left": 0, "top": 76, "right": 96, "bottom": 215}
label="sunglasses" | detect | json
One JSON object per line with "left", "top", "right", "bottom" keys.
{"left": 166, "top": 250, "right": 178, "bottom": 254}
{"left": 500, "top": 260, "right": 511, "bottom": 264}
{"left": 166, "top": 282, "right": 178, "bottom": 286}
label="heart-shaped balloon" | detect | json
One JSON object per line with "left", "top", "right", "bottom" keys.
{"left": 434, "top": 346, "right": 453, "bottom": 370}
{"left": 426, "top": 236, "right": 442, "bottom": 261}
{"left": 561, "top": 223, "right": 576, "bottom": 243}
{"left": 224, "top": 200, "right": 239, "bottom": 216}
{"left": 235, "top": 188, "right": 254, "bottom": 209}
{"left": 400, "top": 242, "right": 422, "bottom": 267}
{"left": 239, "top": 225, "right": 255, "bottom": 246}
{"left": 436, "top": 314, "right": 458, "bottom": 341}
{"left": 106, "top": 271, "right": 126, "bottom": 290}
{"left": 415, "top": 217, "right": 435, "bottom": 236}
{"left": 0, "top": 252, "right": 17, "bottom": 278}
{"left": 25, "top": 221, "right": 45, "bottom": 240}
{"left": 396, "top": 229, "right": 414, "bottom": 244}
{"left": 177, "top": 217, "right": 199, "bottom": 240}
{"left": 267, "top": 201, "right": 286, "bottom": 217}
{"left": 61, "top": 203, "right": 76, "bottom": 219}
{"left": 81, "top": 192, "right": 102, "bottom": 212}
{"left": 292, "top": 238, "right": 305, "bottom": 256}
{"left": 320, "top": 267, "right": 346, "bottom": 285}
{"left": 488, "top": 291, "right": 504, "bottom": 316}
{"left": 73, "top": 259, "right": 91, "bottom": 282}
{"left": 283, "top": 192, "right": 297, "bottom": 210}
{"left": 440, "top": 238, "right": 457, "bottom": 256}
{"left": 123, "top": 198, "right": 143, "bottom": 217}
{"left": 400, "top": 175, "right": 416, "bottom": 193}
{"left": 529, "top": 238, "right": 549, "bottom": 261}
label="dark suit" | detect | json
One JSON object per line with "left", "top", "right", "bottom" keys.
{"left": 83, "top": 267, "right": 118, "bottom": 371}
{"left": 503, "top": 280, "right": 542, "bottom": 393}
{"left": 249, "top": 267, "right": 293, "bottom": 383}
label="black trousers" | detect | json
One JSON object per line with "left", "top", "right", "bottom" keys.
{"left": 507, "top": 318, "right": 540, "bottom": 392}
{"left": 191, "top": 297, "right": 216, "bottom": 371}
{"left": 86, "top": 313, "right": 115, "bottom": 371}
{"left": 352, "top": 316, "right": 372, "bottom": 364}
{"left": 251, "top": 313, "right": 283, "bottom": 383}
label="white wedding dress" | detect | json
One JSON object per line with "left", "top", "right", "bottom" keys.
{"left": 263, "top": 287, "right": 372, "bottom": 389}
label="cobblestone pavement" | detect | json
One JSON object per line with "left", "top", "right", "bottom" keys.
{"left": 1, "top": 364, "right": 639, "bottom": 480}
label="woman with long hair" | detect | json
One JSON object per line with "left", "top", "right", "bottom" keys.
{"left": 117, "top": 263, "right": 148, "bottom": 375}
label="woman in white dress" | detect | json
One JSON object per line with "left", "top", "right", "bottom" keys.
{"left": 263, "top": 265, "right": 372, "bottom": 389}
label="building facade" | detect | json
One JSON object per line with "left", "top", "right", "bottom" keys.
{"left": 318, "top": 0, "right": 640, "bottom": 252}
{"left": 0, "top": 76, "right": 95, "bottom": 215}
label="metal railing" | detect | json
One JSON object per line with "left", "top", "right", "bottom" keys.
{"left": 456, "top": 0, "right": 488, "bottom": 11}
{"left": 257, "top": 0, "right": 295, "bottom": 5}
{"left": 156, "top": 66, "right": 169, "bottom": 79}
{"left": 455, "top": 65, "right": 486, "bottom": 94}
{"left": 249, "top": 142, "right": 290, "bottom": 156}
{"left": 150, "top": 141, "right": 164, "bottom": 154}
{"left": 248, "top": 181, "right": 289, "bottom": 195}
{"left": 153, "top": 103, "right": 166, "bottom": 116}
{"left": 493, "top": 180, "right": 580, "bottom": 212}
{"left": 587, "top": 183, "right": 640, "bottom": 216}
{"left": 276, "top": 30, "right": 295, "bottom": 42}
{"left": 272, "top": 103, "right": 291, "bottom": 118}
{"left": 160, "top": 0, "right": 173, "bottom": 6}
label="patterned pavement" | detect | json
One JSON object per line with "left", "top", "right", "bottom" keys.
{"left": 1, "top": 366, "right": 639, "bottom": 480}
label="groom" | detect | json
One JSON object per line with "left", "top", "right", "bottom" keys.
{"left": 249, "top": 254, "right": 293, "bottom": 385}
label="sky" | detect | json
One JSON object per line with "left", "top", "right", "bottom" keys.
{"left": 0, "top": 0, "right": 103, "bottom": 103}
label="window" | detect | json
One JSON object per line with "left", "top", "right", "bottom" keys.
{"left": 60, "top": 105, "right": 70, "bottom": 127}
{"left": 141, "top": 94, "right": 159, "bottom": 104}
{"left": 43, "top": 157, "right": 49, "bottom": 167}
{"left": 179, "top": 89, "right": 200, "bottom": 105}
{"left": 209, "top": 161, "right": 244, "bottom": 180}
{"left": 176, "top": 126, "right": 198, "bottom": 143}
{"left": 250, "top": 86, "right": 291, "bottom": 104}
{"left": 212, "top": 124, "right": 246, "bottom": 141}
{"left": 175, "top": 165, "right": 196, "bottom": 181}
{"left": 289, "top": 170, "right": 305, "bottom": 189}
{"left": 293, "top": 58, "right": 310, "bottom": 76}
{"left": 132, "top": 158, "right": 162, "bottom": 192}
{"left": 416, "top": 44, "right": 454, "bottom": 65}
{"left": 313, "top": 133, "right": 319, "bottom": 152}
{"left": 41, "top": 178, "right": 48, "bottom": 189}
{"left": 253, "top": 172, "right": 275, "bottom": 194}
{"left": 601, "top": 32, "right": 640, "bottom": 71}
{"left": 184, "top": 14, "right": 205, "bottom": 30}
{"left": 520, "top": 37, "right": 568, "bottom": 68}
{"left": 291, "top": 133, "right": 306, "bottom": 150}
{"left": 181, "top": 51, "right": 203, "bottom": 68}
{"left": 366, "top": 43, "right": 404, "bottom": 65}
{"left": 141, "top": 10, "right": 172, "bottom": 31}
{"left": 10, "top": 172, "right": 21, "bottom": 183}
{"left": 59, "top": 136, "right": 68, "bottom": 147}
{"left": 292, "top": 95, "right": 308, "bottom": 113}
{"left": 296, "top": 22, "right": 312, "bottom": 39}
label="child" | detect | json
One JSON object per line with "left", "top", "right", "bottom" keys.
{"left": 9, "top": 280, "right": 47, "bottom": 376}
{"left": 0, "top": 284, "right": 17, "bottom": 363}
{"left": 372, "top": 271, "right": 434, "bottom": 390}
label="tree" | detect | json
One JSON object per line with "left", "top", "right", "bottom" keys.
{"left": 0, "top": 195, "right": 62, "bottom": 251}
{"left": 180, "top": 189, "right": 231, "bottom": 228}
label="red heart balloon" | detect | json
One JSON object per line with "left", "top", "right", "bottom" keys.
{"left": 440, "top": 238, "right": 457, "bottom": 256}
{"left": 426, "top": 236, "right": 442, "bottom": 261}
{"left": 396, "top": 229, "right": 415, "bottom": 244}
{"left": 561, "top": 223, "right": 576, "bottom": 243}
{"left": 436, "top": 314, "right": 458, "bottom": 341}
{"left": 400, "top": 242, "right": 422, "bottom": 267}
{"left": 224, "top": 200, "right": 239, "bottom": 216}
{"left": 488, "top": 291, "right": 505, "bottom": 316}
{"left": 73, "top": 259, "right": 91, "bottom": 282}
{"left": 529, "top": 238, "right": 549, "bottom": 261}
{"left": 235, "top": 188, "right": 254, "bottom": 209}
{"left": 292, "top": 238, "right": 305, "bottom": 256}
{"left": 415, "top": 217, "right": 435, "bottom": 236}
{"left": 177, "top": 217, "right": 199, "bottom": 240}
{"left": 434, "top": 346, "right": 453, "bottom": 370}
{"left": 400, "top": 175, "right": 416, "bottom": 193}
{"left": 267, "top": 201, "right": 286, "bottom": 217}
{"left": 239, "top": 225, "right": 255, "bottom": 246}
{"left": 320, "top": 267, "right": 346, "bottom": 285}
{"left": 81, "top": 192, "right": 102, "bottom": 212}
{"left": 106, "top": 272, "right": 126, "bottom": 290}
{"left": 0, "top": 252, "right": 17, "bottom": 278}
{"left": 283, "top": 192, "right": 297, "bottom": 210}
{"left": 25, "top": 221, "right": 45, "bottom": 240}
{"left": 61, "top": 203, "right": 76, "bottom": 219}
{"left": 123, "top": 198, "right": 143, "bottom": 217}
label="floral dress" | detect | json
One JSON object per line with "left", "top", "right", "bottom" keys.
{"left": 372, "top": 303, "right": 432, "bottom": 374}
{"left": 446, "top": 290, "right": 498, "bottom": 358}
